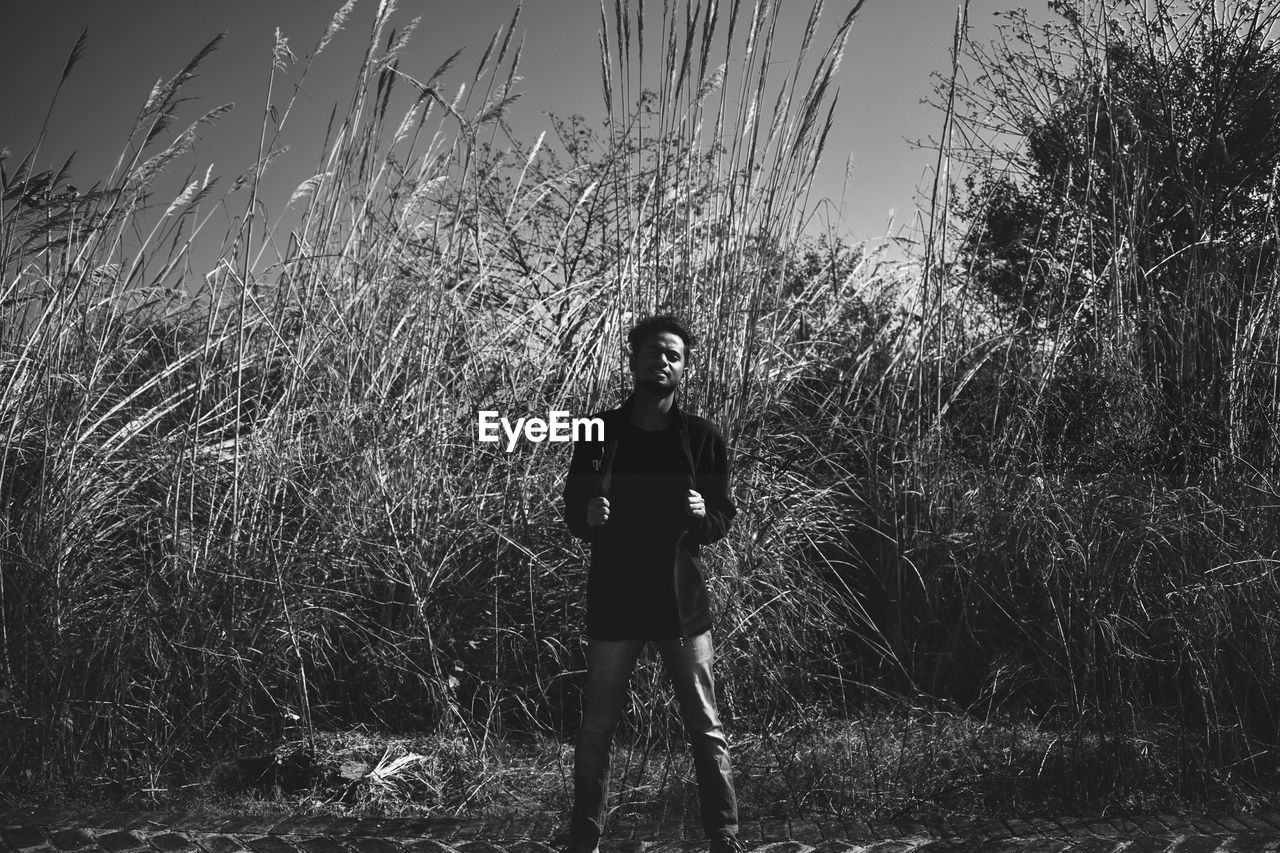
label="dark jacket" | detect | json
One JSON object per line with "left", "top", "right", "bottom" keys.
{"left": 563, "top": 395, "right": 737, "bottom": 639}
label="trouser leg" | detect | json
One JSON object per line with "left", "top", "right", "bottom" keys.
{"left": 571, "top": 637, "right": 643, "bottom": 849}
{"left": 658, "top": 631, "right": 738, "bottom": 838}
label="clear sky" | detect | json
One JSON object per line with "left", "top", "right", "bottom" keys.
{"left": 1, "top": 1, "right": 1013, "bottom": 264}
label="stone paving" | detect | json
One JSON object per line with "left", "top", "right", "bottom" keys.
{"left": 4, "top": 807, "right": 1280, "bottom": 853}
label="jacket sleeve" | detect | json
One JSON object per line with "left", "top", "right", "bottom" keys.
{"left": 563, "top": 434, "right": 598, "bottom": 541}
{"left": 686, "top": 427, "right": 736, "bottom": 546}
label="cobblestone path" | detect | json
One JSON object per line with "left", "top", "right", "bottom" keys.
{"left": 5, "top": 807, "right": 1280, "bottom": 853}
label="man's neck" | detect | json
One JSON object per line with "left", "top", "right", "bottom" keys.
{"left": 627, "top": 386, "right": 676, "bottom": 431}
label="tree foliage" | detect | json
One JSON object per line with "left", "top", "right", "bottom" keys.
{"left": 955, "top": 0, "right": 1280, "bottom": 479}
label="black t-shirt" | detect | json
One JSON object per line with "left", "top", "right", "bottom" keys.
{"left": 610, "top": 419, "right": 688, "bottom": 533}
{"left": 590, "top": 417, "right": 691, "bottom": 638}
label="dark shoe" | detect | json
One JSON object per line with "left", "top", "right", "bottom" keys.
{"left": 560, "top": 838, "right": 598, "bottom": 853}
{"left": 553, "top": 829, "right": 597, "bottom": 853}
{"left": 710, "top": 834, "right": 747, "bottom": 853}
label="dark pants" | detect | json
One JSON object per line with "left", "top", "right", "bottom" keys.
{"left": 570, "top": 631, "right": 738, "bottom": 849}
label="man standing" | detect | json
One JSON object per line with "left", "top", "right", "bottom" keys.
{"left": 562, "top": 315, "right": 742, "bottom": 853}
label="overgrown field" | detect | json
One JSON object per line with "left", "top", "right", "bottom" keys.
{"left": 3, "top": 0, "right": 1280, "bottom": 818}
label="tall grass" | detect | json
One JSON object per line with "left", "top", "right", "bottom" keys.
{"left": 4, "top": 0, "right": 1280, "bottom": 816}
{"left": 0, "top": 0, "right": 882, "bottom": 789}
{"left": 864, "top": 0, "right": 1280, "bottom": 783}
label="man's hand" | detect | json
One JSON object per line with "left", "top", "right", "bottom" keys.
{"left": 587, "top": 496, "right": 611, "bottom": 527}
{"left": 686, "top": 489, "right": 706, "bottom": 519}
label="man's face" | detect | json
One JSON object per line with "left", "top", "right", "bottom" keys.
{"left": 632, "top": 331, "right": 687, "bottom": 397}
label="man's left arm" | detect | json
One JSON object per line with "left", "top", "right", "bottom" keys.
{"left": 686, "top": 428, "right": 736, "bottom": 546}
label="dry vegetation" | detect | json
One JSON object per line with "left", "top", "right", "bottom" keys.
{"left": 2, "top": 0, "right": 1280, "bottom": 823}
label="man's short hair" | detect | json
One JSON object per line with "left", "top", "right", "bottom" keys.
{"left": 627, "top": 314, "right": 698, "bottom": 360}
